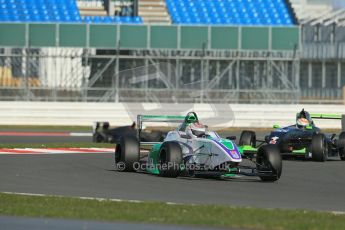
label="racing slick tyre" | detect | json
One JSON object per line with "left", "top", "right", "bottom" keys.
{"left": 158, "top": 141, "right": 183, "bottom": 178}
{"left": 311, "top": 133, "right": 328, "bottom": 162}
{"left": 93, "top": 132, "right": 106, "bottom": 143}
{"left": 239, "top": 131, "right": 256, "bottom": 147}
{"left": 338, "top": 132, "right": 345, "bottom": 161}
{"left": 115, "top": 135, "right": 140, "bottom": 172}
{"left": 256, "top": 145, "right": 282, "bottom": 182}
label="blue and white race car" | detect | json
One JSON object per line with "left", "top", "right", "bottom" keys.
{"left": 239, "top": 110, "right": 345, "bottom": 162}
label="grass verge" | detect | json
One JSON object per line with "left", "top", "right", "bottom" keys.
{"left": 0, "top": 125, "right": 91, "bottom": 132}
{"left": 0, "top": 142, "right": 114, "bottom": 149}
{"left": 0, "top": 193, "right": 344, "bottom": 230}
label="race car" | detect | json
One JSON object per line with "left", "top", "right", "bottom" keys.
{"left": 238, "top": 109, "right": 345, "bottom": 162}
{"left": 114, "top": 112, "right": 282, "bottom": 182}
{"left": 92, "top": 121, "right": 164, "bottom": 143}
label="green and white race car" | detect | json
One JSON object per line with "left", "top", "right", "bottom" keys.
{"left": 115, "top": 112, "right": 282, "bottom": 182}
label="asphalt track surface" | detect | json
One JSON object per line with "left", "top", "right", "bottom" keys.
{"left": 1, "top": 131, "right": 345, "bottom": 213}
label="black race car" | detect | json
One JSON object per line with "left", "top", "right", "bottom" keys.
{"left": 238, "top": 110, "right": 345, "bottom": 162}
{"left": 92, "top": 122, "right": 165, "bottom": 143}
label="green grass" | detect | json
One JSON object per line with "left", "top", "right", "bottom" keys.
{"left": 0, "top": 125, "right": 92, "bottom": 132}
{"left": 0, "top": 193, "right": 344, "bottom": 230}
{"left": 0, "top": 142, "right": 114, "bottom": 149}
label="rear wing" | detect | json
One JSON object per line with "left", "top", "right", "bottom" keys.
{"left": 137, "top": 115, "right": 185, "bottom": 147}
{"left": 310, "top": 114, "right": 345, "bottom": 130}
{"left": 310, "top": 114, "right": 342, "bottom": 119}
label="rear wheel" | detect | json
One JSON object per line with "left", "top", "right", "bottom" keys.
{"left": 338, "top": 132, "right": 345, "bottom": 161}
{"left": 115, "top": 135, "right": 140, "bottom": 172}
{"left": 93, "top": 133, "right": 105, "bottom": 143}
{"left": 311, "top": 134, "right": 328, "bottom": 162}
{"left": 239, "top": 130, "right": 256, "bottom": 147}
{"left": 158, "top": 142, "right": 183, "bottom": 178}
{"left": 257, "top": 145, "right": 282, "bottom": 182}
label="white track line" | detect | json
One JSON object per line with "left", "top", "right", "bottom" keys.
{"left": 0, "top": 148, "right": 115, "bottom": 154}
{"left": 25, "top": 149, "right": 85, "bottom": 154}
{"left": 1, "top": 191, "right": 145, "bottom": 203}
{"left": 70, "top": 133, "right": 93, "bottom": 137}
{"left": 1, "top": 191, "right": 345, "bottom": 215}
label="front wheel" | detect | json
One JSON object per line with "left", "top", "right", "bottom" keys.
{"left": 158, "top": 142, "right": 183, "bottom": 178}
{"left": 239, "top": 130, "right": 256, "bottom": 147}
{"left": 115, "top": 135, "right": 140, "bottom": 172}
{"left": 256, "top": 145, "right": 282, "bottom": 182}
{"left": 311, "top": 134, "right": 328, "bottom": 162}
{"left": 338, "top": 132, "right": 345, "bottom": 161}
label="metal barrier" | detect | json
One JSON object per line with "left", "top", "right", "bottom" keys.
{"left": 0, "top": 102, "right": 343, "bottom": 128}
{"left": 0, "top": 23, "right": 300, "bottom": 51}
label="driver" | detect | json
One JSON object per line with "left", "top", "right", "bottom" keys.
{"left": 296, "top": 109, "right": 313, "bottom": 129}
{"left": 179, "top": 112, "right": 207, "bottom": 138}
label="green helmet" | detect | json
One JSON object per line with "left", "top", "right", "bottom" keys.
{"left": 185, "top": 112, "right": 198, "bottom": 124}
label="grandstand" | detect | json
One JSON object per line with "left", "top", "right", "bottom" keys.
{"left": 0, "top": 0, "right": 344, "bottom": 104}
{"left": 166, "top": 0, "right": 295, "bottom": 25}
{"left": 0, "top": 0, "right": 298, "bottom": 25}
{"left": 0, "top": 0, "right": 142, "bottom": 24}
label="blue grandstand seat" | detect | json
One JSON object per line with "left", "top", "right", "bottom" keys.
{"left": 84, "top": 16, "right": 93, "bottom": 24}
{"left": 82, "top": 15, "right": 141, "bottom": 24}
{"left": 0, "top": 0, "right": 142, "bottom": 24}
{"left": 166, "top": 0, "right": 295, "bottom": 26}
